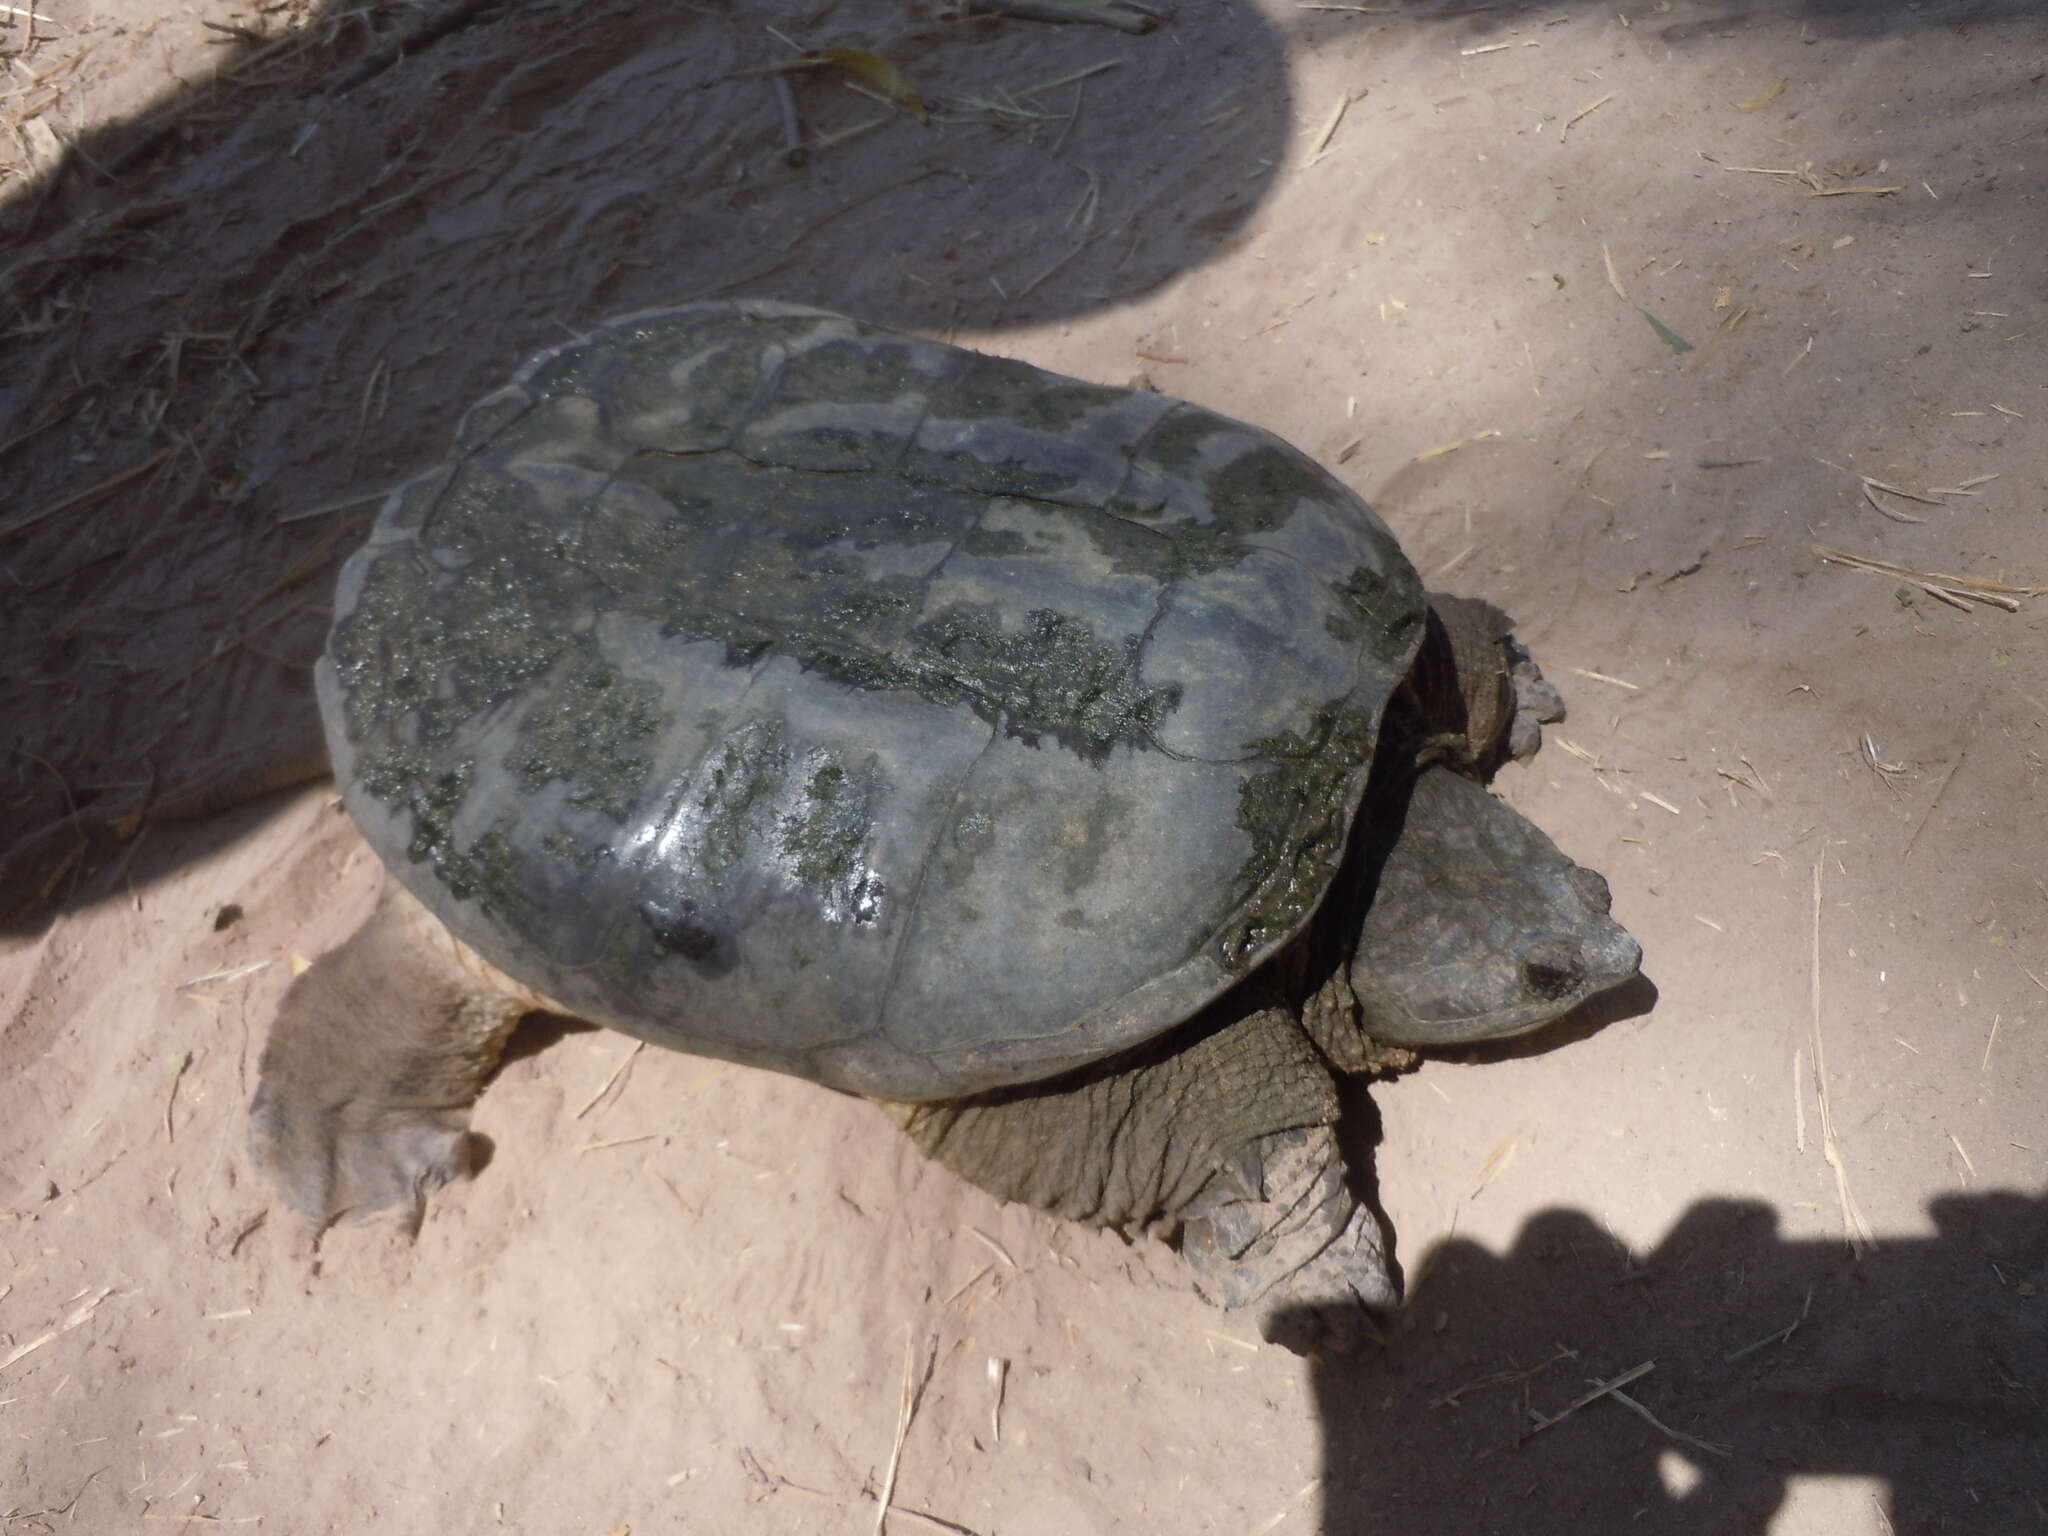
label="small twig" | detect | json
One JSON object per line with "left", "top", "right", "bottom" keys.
{"left": 1563, "top": 91, "right": 1616, "bottom": 133}
{"left": 1523, "top": 1360, "right": 1656, "bottom": 1438}
{"left": 773, "top": 74, "right": 807, "bottom": 165}
{"left": 165, "top": 1051, "right": 193, "bottom": 1142}
{"left": 1608, "top": 1389, "right": 1732, "bottom": 1458}
{"left": 1433, "top": 1345, "right": 1576, "bottom": 1407}
{"left": 1725, "top": 1288, "right": 1812, "bottom": 1362}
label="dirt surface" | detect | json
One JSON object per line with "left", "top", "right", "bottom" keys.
{"left": 4, "top": 0, "right": 2046, "bottom": 1531}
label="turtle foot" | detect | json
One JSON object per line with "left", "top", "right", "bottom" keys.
{"left": 1502, "top": 633, "right": 1566, "bottom": 763}
{"left": 1180, "top": 1126, "right": 1394, "bottom": 1353}
{"left": 249, "top": 881, "right": 532, "bottom": 1230}
{"left": 249, "top": 1079, "right": 477, "bottom": 1230}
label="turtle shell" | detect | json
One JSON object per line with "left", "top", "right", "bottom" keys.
{"left": 320, "top": 301, "right": 1425, "bottom": 1100}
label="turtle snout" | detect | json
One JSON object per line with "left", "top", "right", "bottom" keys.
{"left": 1565, "top": 865, "right": 1614, "bottom": 915}
{"left": 1521, "top": 939, "right": 1587, "bottom": 1001}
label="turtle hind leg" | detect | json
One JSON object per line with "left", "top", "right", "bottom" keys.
{"left": 251, "top": 880, "right": 540, "bottom": 1229}
{"left": 885, "top": 995, "right": 1392, "bottom": 1350}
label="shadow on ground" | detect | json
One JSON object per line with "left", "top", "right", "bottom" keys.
{"left": 8, "top": 0, "right": 2045, "bottom": 928}
{"left": 1281, "top": 1187, "right": 2046, "bottom": 1533}
{"left": 4, "top": 0, "right": 1295, "bottom": 923}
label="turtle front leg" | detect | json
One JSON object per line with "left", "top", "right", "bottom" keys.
{"left": 883, "top": 994, "right": 1391, "bottom": 1348}
{"left": 1177, "top": 1123, "right": 1394, "bottom": 1345}
{"left": 251, "top": 879, "right": 544, "bottom": 1228}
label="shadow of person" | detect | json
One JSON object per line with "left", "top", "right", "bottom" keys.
{"left": 0, "top": 0, "right": 1293, "bottom": 927}
{"left": 1277, "top": 1189, "right": 2047, "bottom": 1533}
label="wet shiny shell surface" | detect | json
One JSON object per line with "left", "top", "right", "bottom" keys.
{"left": 320, "top": 301, "right": 1424, "bottom": 1100}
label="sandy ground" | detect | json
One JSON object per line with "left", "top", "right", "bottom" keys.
{"left": 4, "top": 0, "right": 2046, "bottom": 1531}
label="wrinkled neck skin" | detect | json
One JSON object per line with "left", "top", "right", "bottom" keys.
{"left": 1287, "top": 702, "right": 1434, "bottom": 1071}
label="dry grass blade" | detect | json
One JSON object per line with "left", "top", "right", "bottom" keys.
{"left": 1811, "top": 857, "right": 1875, "bottom": 1257}
{"left": 1861, "top": 482, "right": 1926, "bottom": 524}
{"left": 1414, "top": 428, "right": 1500, "bottom": 463}
{"left": 575, "top": 1040, "right": 646, "bottom": 1119}
{"left": 987, "top": 1356, "right": 1007, "bottom": 1443}
{"left": 942, "top": 1263, "right": 993, "bottom": 1307}
{"left": 178, "top": 958, "right": 273, "bottom": 989}
{"left": 1602, "top": 243, "right": 1628, "bottom": 301}
{"left": 1, "top": 1284, "right": 115, "bottom": 1375}
{"left": 576, "top": 1132, "right": 670, "bottom": 1152}
{"left": 1793, "top": 1048, "right": 1806, "bottom": 1153}
{"left": 966, "top": 1227, "right": 1016, "bottom": 1267}
{"left": 1015, "top": 61, "right": 1122, "bottom": 98}
{"left": 1813, "top": 544, "right": 2045, "bottom": 608}
{"left": 1861, "top": 476, "right": 1951, "bottom": 507}
{"left": 1860, "top": 733, "right": 1911, "bottom": 797}
{"left": 1251, "top": 1479, "right": 1322, "bottom": 1535}
{"left": 1555, "top": 737, "right": 1609, "bottom": 771}
{"left": 1724, "top": 163, "right": 1825, "bottom": 192}
{"left": 0, "top": 447, "right": 173, "bottom": 543}
{"left": 1948, "top": 1132, "right": 1976, "bottom": 1178}
{"left": 1465, "top": 1136, "right": 1518, "bottom": 1198}
{"left": 886, "top": 1509, "right": 986, "bottom": 1536}
{"left": 873, "top": 1329, "right": 933, "bottom": 1536}
{"left": 1558, "top": 664, "right": 1641, "bottom": 692}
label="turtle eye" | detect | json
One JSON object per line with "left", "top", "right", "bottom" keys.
{"left": 1522, "top": 940, "right": 1585, "bottom": 1000}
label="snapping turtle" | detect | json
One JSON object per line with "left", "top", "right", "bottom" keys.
{"left": 252, "top": 300, "right": 1639, "bottom": 1340}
